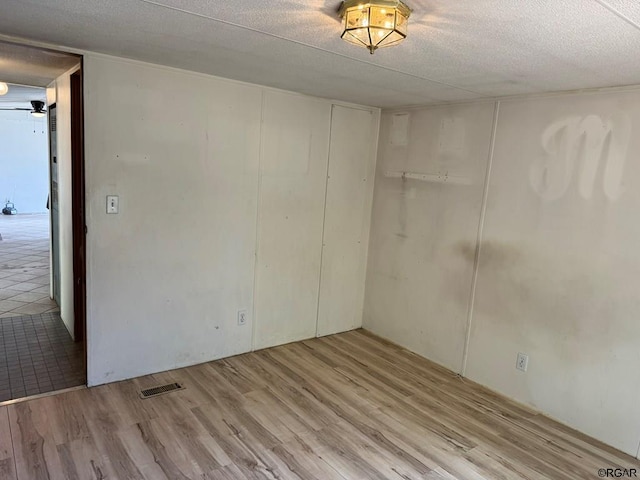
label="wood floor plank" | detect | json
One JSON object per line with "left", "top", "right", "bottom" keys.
{"left": 0, "top": 406, "right": 14, "bottom": 460}
{"left": 320, "top": 337, "right": 591, "bottom": 478}
{"left": 259, "top": 349, "right": 367, "bottom": 423}
{"left": 340, "top": 331, "right": 537, "bottom": 420}
{"left": 264, "top": 345, "right": 450, "bottom": 477}
{"left": 371, "top": 406, "right": 492, "bottom": 479}
{"left": 184, "top": 366, "right": 283, "bottom": 449}
{"left": 8, "top": 401, "right": 63, "bottom": 480}
{"left": 80, "top": 388, "right": 146, "bottom": 480}
{"left": 0, "top": 408, "right": 15, "bottom": 480}
{"left": 55, "top": 434, "right": 114, "bottom": 480}
{"left": 400, "top": 393, "right": 579, "bottom": 478}
{"left": 151, "top": 394, "right": 229, "bottom": 472}
{"left": 4, "top": 329, "right": 640, "bottom": 479}
{"left": 47, "top": 391, "right": 91, "bottom": 446}
{"left": 329, "top": 417, "right": 433, "bottom": 478}
{"left": 271, "top": 439, "right": 346, "bottom": 480}
{"left": 0, "top": 458, "right": 16, "bottom": 480}
{"left": 55, "top": 443, "right": 80, "bottom": 480}
{"left": 242, "top": 389, "right": 314, "bottom": 442}
{"left": 207, "top": 358, "right": 260, "bottom": 395}
{"left": 207, "top": 463, "right": 250, "bottom": 480}
{"left": 287, "top": 429, "right": 380, "bottom": 480}
{"left": 191, "top": 405, "right": 281, "bottom": 480}
{"left": 523, "top": 413, "right": 637, "bottom": 468}
{"left": 121, "top": 421, "right": 189, "bottom": 480}
{"left": 276, "top": 343, "right": 380, "bottom": 413}
{"left": 250, "top": 352, "right": 342, "bottom": 431}
{"left": 103, "top": 375, "right": 162, "bottom": 428}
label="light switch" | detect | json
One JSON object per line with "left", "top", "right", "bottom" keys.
{"left": 106, "top": 195, "right": 119, "bottom": 214}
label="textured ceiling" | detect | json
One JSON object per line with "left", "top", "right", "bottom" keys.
{"left": 0, "top": 40, "right": 80, "bottom": 87}
{"left": 0, "top": 0, "right": 639, "bottom": 108}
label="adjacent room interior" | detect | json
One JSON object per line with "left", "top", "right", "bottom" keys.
{"left": 0, "top": 43, "right": 85, "bottom": 403}
{"left": 0, "top": 1, "right": 639, "bottom": 479}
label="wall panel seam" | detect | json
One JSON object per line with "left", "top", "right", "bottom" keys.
{"left": 460, "top": 100, "right": 500, "bottom": 376}
{"left": 250, "top": 90, "right": 266, "bottom": 351}
{"left": 358, "top": 110, "right": 382, "bottom": 329}
{"left": 314, "top": 105, "right": 335, "bottom": 337}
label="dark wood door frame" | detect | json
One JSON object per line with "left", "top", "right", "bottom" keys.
{"left": 70, "top": 67, "right": 86, "bottom": 354}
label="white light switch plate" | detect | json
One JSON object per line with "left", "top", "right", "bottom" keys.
{"left": 106, "top": 195, "right": 119, "bottom": 214}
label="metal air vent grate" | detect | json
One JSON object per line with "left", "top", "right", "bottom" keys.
{"left": 139, "top": 382, "right": 184, "bottom": 399}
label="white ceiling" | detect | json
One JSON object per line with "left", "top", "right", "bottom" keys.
{"left": 0, "top": 40, "right": 80, "bottom": 87}
{"left": 0, "top": 0, "right": 639, "bottom": 108}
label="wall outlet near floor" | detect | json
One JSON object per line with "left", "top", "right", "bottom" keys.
{"left": 237, "top": 309, "right": 247, "bottom": 326}
{"left": 516, "top": 352, "right": 529, "bottom": 372}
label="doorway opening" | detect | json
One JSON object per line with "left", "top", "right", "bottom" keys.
{"left": 0, "top": 40, "right": 85, "bottom": 403}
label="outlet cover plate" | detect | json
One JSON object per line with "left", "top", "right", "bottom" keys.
{"left": 237, "top": 309, "right": 247, "bottom": 326}
{"left": 516, "top": 352, "right": 529, "bottom": 372}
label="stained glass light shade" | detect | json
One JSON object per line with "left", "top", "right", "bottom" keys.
{"left": 339, "top": 0, "right": 412, "bottom": 54}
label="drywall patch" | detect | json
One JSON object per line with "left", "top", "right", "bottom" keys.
{"left": 439, "top": 116, "right": 467, "bottom": 159}
{"left": 115, "top": 152, "right": 151, "bottom": 164}
{"left": 389, "top": 113, "right": 410, "bottom": 146}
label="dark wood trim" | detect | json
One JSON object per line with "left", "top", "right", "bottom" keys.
{"left": 70, "top": 67, "right": 86, "bottom": 352}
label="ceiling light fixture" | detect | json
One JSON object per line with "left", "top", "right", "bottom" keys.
{"left": 0, "top": 82, "right": 8, "bottom": 96}
{"left": 339, "top": 0, "right": 412, "bottom": 54}
{"left": 30, "top": 100, "right": 47, "bottom": 118}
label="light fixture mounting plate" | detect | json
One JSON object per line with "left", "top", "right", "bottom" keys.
{"left": 339, "top": 0, "right": 412, "bottom": 19}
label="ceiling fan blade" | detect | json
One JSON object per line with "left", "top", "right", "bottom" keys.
{"left": 0, "top": 107, "right": 32, "bottom": 111}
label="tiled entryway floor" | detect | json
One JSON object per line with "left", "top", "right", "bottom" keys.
{"left": 0, "top": 214, "right": 84, "bottom": 402}
{"left": 0, "top": 214, "right": 58, "bottom": 317}
{"left": 0, "top": 312, "right": 84, "bottom": 402}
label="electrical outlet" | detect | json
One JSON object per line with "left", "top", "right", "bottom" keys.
{"left": 516, "top": 353, "right": 529, "bottom": 372}
{"left": 237, "top": 309, "right": 247, "bottom": 326}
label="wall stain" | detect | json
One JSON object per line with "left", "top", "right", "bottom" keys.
{"left": 396, "top": 174, "right": 409, "bottom": 240}
{"left": 457, "top": 239, "right": 640, "bottom": 361}
{"left": 453, "top": 240, "right": 522, "bottom": 267}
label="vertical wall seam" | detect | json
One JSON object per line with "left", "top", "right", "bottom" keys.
{"left": 250, "top": 90, "right": 266, "bottom": 352}
{"left": 314, "top": 104, "right": 335, "bottom": 338}
{"left": 460, "top": 100, "right": 501, "bottom": 376}
{"left": 358, "top": 109, "right": 382, "bottom": 330}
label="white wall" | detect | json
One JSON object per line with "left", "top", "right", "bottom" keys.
{"left": 83, "top": 55, "right": 379, "bottom": 386}
{"left": 317, "top": 105, "right": 378, "bottom": 337}
{"left": 252, "top": 92, "right": 331, "bottom": 350}
{"left": 0, "top": 110, "right": 48, "bottom": 214}
{"left": 364, "top": 103, "right": 495, "bottom": 371}
{"left": 52, "top": 72, "right": 75, "bottom": 338}
{"left": 253, "top": 100, "right": 379, "bottom": 349}
{"left": 364, "top": 89, "right": 640, "bottom": 456}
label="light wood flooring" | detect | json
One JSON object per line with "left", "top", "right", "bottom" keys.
{"left": 1, "top": 329, "right": 638, "bottom": 479}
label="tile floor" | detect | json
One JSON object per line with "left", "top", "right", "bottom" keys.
{"left": 0, "top": 214, "right": 85, "bottom": 402}
{"left": 0, "top": 214, "right": 58, "bottom": 317}
{"left": 0, "top": 312, "right": 84, "bottom": 402}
